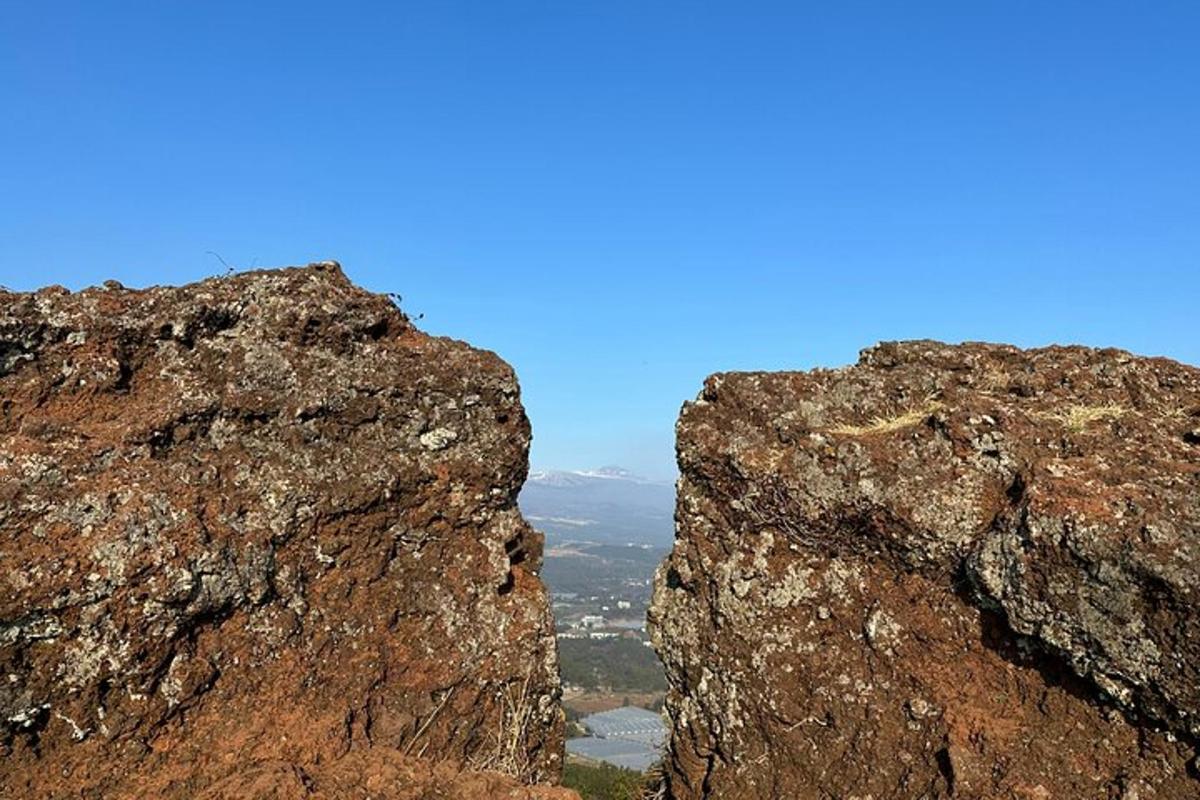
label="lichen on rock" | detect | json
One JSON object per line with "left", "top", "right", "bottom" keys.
{"left": 0, "top": 264, "right": 575, "bottom": 799}
{"left": 650, "top": 340, "right": 1200, "bottom": 799}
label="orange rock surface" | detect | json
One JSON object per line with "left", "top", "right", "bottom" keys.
{"left": 0, "top": 265, "right": 576, "bottom": 799}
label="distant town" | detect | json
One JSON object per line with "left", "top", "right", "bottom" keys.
{"left": 551, "top": 545, "right": 655, "bottom": 643}
{"left": 519, "top": 467, "right": 674, "bottom": 776}
{"left": 543, "top": 540, "right": 667, "bottom": 697}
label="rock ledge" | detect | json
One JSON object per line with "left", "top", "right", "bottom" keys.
{"left": 651, "top": 341, "right": 1200, "bottom": 799}
{"left": 1, "top": 264, "right": 573, "bottom": 799}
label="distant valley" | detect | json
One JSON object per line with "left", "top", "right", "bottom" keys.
{"left": 521, "top": 467, "right": 674, "bottom": 725}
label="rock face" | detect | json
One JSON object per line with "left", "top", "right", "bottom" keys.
{"left": 0, "top": 264, "right": 575, "bottom": 799}
{"left": 651, "top": 341, "right": 1200, "bottom": 799}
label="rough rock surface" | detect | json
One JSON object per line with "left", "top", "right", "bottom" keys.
{"left": 650, "top": 341, "right": 1200, "bottom": 799}
{"left": 0, "top": 264, "right": 575, "bottom": 799}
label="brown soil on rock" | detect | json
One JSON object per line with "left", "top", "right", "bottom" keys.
{"left": 0, "top": 264, "right": 577, "bottom": 799}
{"left": 650, "top": 341, "right": 1200, "bottom": 799}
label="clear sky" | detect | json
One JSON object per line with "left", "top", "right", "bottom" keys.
{"left": 3, "top": 2, "right": 1198, "bottom": 479}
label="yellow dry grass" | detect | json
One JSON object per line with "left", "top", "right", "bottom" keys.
{"left": 1164, "top": 405, "right": 1194, "bottom": 420}
{"left": 1035, "top": 403, "right": 1126, "bottom": 431}
{"left": 827, "top": 402, "right": 944, "bottom": 436}
{"left": 469, "top": 673, "right": 538, "bottom": 781}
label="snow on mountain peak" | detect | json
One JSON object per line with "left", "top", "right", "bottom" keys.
{"left": 528, "top": 466, "right": 667, "bottom": 486}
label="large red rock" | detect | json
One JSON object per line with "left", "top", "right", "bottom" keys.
{"left": 0, "top": 264, "right": 574, "bottom": 799}
{"left": 651, "top": 341, "right": 1200, "bottom": 799}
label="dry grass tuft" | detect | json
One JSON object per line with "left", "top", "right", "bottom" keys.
{"left": 1164, "top": 405, "right": 1197, "bottom": 420}
{"left": 469, "top": 673, "right": 539, "bottom": 782}
{"left": 641, "top": 761, "right": 669, "bottom": 800}
{"left": 827, "top": 402, "right": 944, "bottom": 436}
{"left": 977, "top": 366, "right": 1013, "bottom": 394}
{"left": 1035, "top": 404, "right": 1127, "bottom": 432}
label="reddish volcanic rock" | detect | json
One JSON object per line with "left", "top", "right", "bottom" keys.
{"left": 650, "top": 341, "right": 1200, "bottom": 799}
{"left": 0, "top": 264, "right": 574, "bottom": 799}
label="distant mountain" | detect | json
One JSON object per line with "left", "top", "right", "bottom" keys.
{"left": 520, "top": 467, "right": 675, "bottom": 546}
{"left": 527, "top": 466, "right": 668, "bottom": 487}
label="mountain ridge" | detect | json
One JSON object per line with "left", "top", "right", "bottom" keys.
{"left": 521, "top": 466, "right": 675, "bottom": 546}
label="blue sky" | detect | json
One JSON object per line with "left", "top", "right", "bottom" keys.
{"left": 3, "top": 2, "right": 1198, "bottom": 479}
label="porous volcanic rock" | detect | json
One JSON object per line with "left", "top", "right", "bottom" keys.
{"left": 650, "top": 341, "right": 1200, "bottom": 799}
{"left": 0, "top": 264, "right": 575, "bottom": 799}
